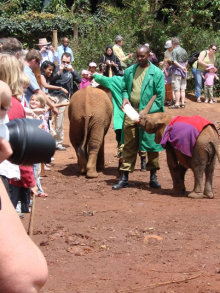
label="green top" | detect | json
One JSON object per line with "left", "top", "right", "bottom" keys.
{"left": 122, "top": 62, "right": 165, "bottom": 152}
{"left": 130, "top": 66, "right": 148, "bottom": 108}
{"left": 93, "top": 74, "right": 124, "bottom": 131}
{"left": 193, "top": 50, "right": 215, "bottom": 71}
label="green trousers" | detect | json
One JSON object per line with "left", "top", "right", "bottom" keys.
{"left": 120, "top": 115, "right": 160, "bottom": 172}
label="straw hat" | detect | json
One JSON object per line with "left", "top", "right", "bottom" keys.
{"left": 36, "top": 38, "right": 51, "bottom": 46}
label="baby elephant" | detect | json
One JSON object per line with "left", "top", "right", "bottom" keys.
{"left": 139, "top": 96, "right": 220, "bottom": 199}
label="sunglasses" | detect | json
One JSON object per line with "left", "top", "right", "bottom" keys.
{"left": 62, "top": 61, "right": 70, "bottom": 64}
{"left": 212, "top": 48, "right": 217, "bottom": 51}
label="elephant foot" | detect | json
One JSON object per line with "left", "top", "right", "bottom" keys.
{"left": 188, "top": 191, "right": 206, "bottom": 199}
{"left": 172, "top": 188, "right": 186, "bottom": 196}
{"left": 203, "top": 190, "right": 214, "bottom": 199}
{"left": 86, "top": 170, "right": 98, "bottom": 178}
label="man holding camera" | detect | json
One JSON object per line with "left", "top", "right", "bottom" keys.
{"left": 50, "top": 52, "right": 81, "bottom": 150}
{"left": 37, "top": 38, "right": 58, "bottom": 65}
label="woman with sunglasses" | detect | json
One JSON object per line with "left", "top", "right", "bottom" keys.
{"left": 192, "top": 44, "right": 217, "bottom": 103}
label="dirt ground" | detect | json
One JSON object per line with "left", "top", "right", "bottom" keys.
{"left": 23, "top": 94, "right": 220, "bottom": 293}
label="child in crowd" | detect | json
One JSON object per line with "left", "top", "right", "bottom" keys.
{"left": 79, "top": 69, "right": 91, "bottom": 89}
{"left": 201, "top": 65, "right": 219, "bottom": 104}
{"left": 162, "top": 59, "right": 173, "bottom": 106}
{"left": 40, "top": 61, "right": 68, "bottom": 96}
{"left": 29, "top": 94, "right": 49, "bottom": 197}
{"left": 89, "top": 62, "right": 98, "bottom": 75}
{"left": 89, "top": 62, "right": 100, "bottom": 87}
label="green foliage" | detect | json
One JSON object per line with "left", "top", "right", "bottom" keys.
{"left": 0, "top": 0, "right": 43, "bottom": 16}
{"left": 43, "top": 0, "right": 69, "bottom": 14}
{"left": 0, "top": 0, "right": 219, "bottom": 95}
{"left": 0, "top": 11, "right": 75, "bottom": 47}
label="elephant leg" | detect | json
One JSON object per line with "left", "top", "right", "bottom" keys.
{"left": 166, "top": 146, "right": 185, "bottom": 194}
{"left": 178, "top": 164, "right": 187, "bottom": 193}
{"left": 188, "top": 164, "right": 205, "bottom": 199}
{"left": 69, "top": 122, "right": 87, "bottom": 175}
{"left": 77, "top": 147, "right": 87, "bottom": 175}
{"left": 97, "top": 141, "right": 105, "bottom": 171}
{"left": 204, "top": 156, "right": 216, "bottom": 198}
{"left": 86, "top": 127, "right": 104, "bottom": 178}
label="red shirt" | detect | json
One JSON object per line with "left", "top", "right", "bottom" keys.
{"left": 8, "top": 96, "right": 35, "bottom": 188}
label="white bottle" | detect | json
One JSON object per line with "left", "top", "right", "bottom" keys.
{"left": 123, "top": 104, "right": 140, "bottom": 122}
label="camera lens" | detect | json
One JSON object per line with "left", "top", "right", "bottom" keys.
{"left": 6, "top": 119, "right": 56, "bottom": 165}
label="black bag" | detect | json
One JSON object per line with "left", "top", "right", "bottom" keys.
{"left": 188, "top": 51, "right": 201, "bottom": 67}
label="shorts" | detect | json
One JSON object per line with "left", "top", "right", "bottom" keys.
{"left": 172, "top": 74, "right": 187, "bottom": 91}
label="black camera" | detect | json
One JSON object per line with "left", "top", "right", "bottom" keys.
{"left": 0, "top": 118, "right": 56, "bottom": 165}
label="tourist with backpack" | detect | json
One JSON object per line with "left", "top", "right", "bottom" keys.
{"left": 191, "top": 44, "right": 217, "bottom": 103}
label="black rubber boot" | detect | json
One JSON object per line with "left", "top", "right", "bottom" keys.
{"left": 149, "top": 170, "right": 161, "bottom": 188}
{"left": 140, "top": 156, "right": 146, "bottom": 172}
{"left": 112, "top": 171, "right": 129, "bottom": 190}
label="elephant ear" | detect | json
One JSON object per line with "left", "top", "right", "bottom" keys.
{"left": 140, "top": 95, "right": 157, "bottom": 116}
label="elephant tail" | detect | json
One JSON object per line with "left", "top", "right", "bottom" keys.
{"left": 214, "top": 142, "right": 220, "bottom": 162}
{"left": 78, "top": 115, "right": 90, "bottom": 156}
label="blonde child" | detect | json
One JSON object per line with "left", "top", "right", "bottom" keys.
{"left": 201, "top": 65, "right": 219, "bottom": 104}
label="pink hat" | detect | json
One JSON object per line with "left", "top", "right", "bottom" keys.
{"left": 206, "top": 65, "right": 217, "bottom": 72}
{"left": 81, "top": 69, "right": 89, "bottom": 75}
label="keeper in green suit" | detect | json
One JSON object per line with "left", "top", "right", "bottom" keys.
{"left": 113, "top": 45, "right": 165, "bottom": 190}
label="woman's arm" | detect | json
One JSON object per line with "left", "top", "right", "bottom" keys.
{"left": 40, "top": 75, "right": 68, "bottom": 95}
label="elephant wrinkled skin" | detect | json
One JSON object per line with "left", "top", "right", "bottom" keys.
{"left": 139, "top": 104, "right": 220, "bottom": 198}
{"left": 68, "top": 87, "right": 113, "bottom": 178}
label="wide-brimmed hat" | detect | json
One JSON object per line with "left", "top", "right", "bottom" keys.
{"left": 36, "top": 38, "right": 51, "bottom": 46}
{"left": 206, "top": 65, "right": 217, "bottom": 72}
{"left": 89, "top": 62, "right": 97, "bottom": 67}
{"left": 165, "top": 40, "right": 172, "bottom": 49}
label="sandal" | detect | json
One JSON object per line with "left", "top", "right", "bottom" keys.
{"left": 169, "top": 104, "right": 180, "bottom": 109}
{"left": 180, "top": 104, "right": 185, "bottom": 108}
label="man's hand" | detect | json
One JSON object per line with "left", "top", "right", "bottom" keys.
{"left": 0, "top": 138, "right": 13, "bottom": 163}
{"left": 121, "top": 98, "right": 130, "bottom": 110}
{"left": 40, "top": 46, "right": 47, "bottom": 53}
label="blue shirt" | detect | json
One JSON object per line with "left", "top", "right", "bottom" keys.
{"left": 40, "top": 49, "right": 58, "bottom": 65}
{"left": 57, "top": 45, "right": 74, "bottom": 65}
{"left": 24, "top": 65, "right": 40, "bottom": 104}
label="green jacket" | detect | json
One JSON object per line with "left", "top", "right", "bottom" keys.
{"left": 93, "top": 74, "right": 124, "bottom": 131}
{"left": 122, "top": 62, "right": 165, "bottom": 152}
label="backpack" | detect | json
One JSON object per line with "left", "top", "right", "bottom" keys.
{"left": 188, "top": 50, "right": 207, "bottom": 67}
{"left": 188, "top": 51, "right": 201, "bottom": 67}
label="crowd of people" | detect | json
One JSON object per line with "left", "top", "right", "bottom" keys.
{"left": 0, "top": 34, "right": 218, "bottom": 292}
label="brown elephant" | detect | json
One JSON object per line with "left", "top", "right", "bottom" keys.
{"left": 139, "top": 96, "right": 220, "bottom": 198}
{"left": 68, "top": 86, "right": 113, "bottom": 178}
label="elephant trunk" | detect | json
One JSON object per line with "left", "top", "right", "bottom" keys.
{"left": 140, "top": 95, "right": 157, "bottom": 117}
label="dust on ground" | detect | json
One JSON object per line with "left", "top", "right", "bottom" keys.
{"left": 23, "top": 94, "right": 220, "bottom": 293}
